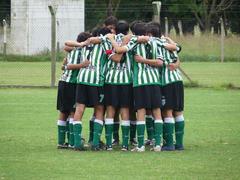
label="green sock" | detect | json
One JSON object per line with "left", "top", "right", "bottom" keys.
{"left": 130, "top": 121, "right": 136, "bottom": 141}
{"left": 105, "top": 118, "right": 114, "bottom": 147}
{"left": 175, "top": 115, "right": 185, "bottom": 146}
{"left": 69, "top": 118, "right": 74, "bottom": 146}
{"left": 146, "top": 115, "right": 154, "bottom": 140}
{"left": 73, "top": 121, "right": 82, "bottom": 148}
{"left": 154, "top": 120, "right": 163, "bottom": 146}
{"left": 66, "top": 119, "right": 70, "bottom": 144}
{"left": 93, "top": 119, "right": 103, "bottom": 147}
{"left": 57, "top": 120, "right": 66, "bottom": 145}
{"left": 113, "top": 122, "right": 120, "bottom": 141}
{"left": 163, "top": 117, "right": 174, "bottom": 147}
{"left": 137, "top": 121, "right": 145, "bottom": 148}
{"left": 88, "top": 116, "right": 95, "bottom": 143}
{"left": 121, "top": 120, "right": 130, "bottom": 148}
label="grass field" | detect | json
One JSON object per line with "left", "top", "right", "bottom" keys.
{"left": 1, "top": 62, "right": 240, "bottom": 88}
{"left": 0, "top": 88, "right": 240, "bottom": 179}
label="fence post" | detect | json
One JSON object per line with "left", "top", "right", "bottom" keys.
{"left": 3, "top": 19, "right": 7, "bottom": 55}
{"left": 165, "top": 17, "right": 168, "bottom": 36}
{"left": 219, "top": 18, "right": 225, "bottom": 63}
{"left": 56, "top": 20, "right": 60, "bottom": 61}
{"left": 48, "top": 6, "right": 57, "bottom": 87}
{"left": 178, "top": 20, "right": 183, "bottom": 36}
{"left": 152, "top": 1, "right": 161, "bottom": 23}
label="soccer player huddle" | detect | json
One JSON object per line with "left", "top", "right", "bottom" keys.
{"left": 56, "top": 16, "right": 185, "bottom": 152}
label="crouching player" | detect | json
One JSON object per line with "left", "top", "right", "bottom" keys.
{"left": 56, "top": 32, "right": 91, "bottom": 149}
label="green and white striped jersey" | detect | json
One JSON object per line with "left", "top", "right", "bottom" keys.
{"left": 60, "top": 48, "right": 82, "bottom": 83}
{"left": 157, "top": 38, "right": 183, "bottom": 86}
{"left": 101, "top": 34, "right": 133, "bottom": 85}
{"left": 77, "top": 44, "right": 107, "bottom": 86}
{"left": 132, "top": 38, "right": 162, "bottom": 87}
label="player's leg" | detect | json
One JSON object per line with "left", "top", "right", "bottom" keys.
{"left": 113, "top": 109, "right": 120, "bottom": 145}
{"left": 73, "top": 103, "right": 85, "bottom": 150}
{"left": 105, "top": 105, "right": 115, "bottom": 150}
{"left": 162, "top": 109, "right": 175, "bottom": 151}
{"left": 88, "top": 111, "right": 96, "bottom": 144}
{"left": 57, "top": 111, "right": 69, "bottom": 148}
{"left": 129, "top": 109, "right": 137, "bottom": 146}
{"left": 145, "top": 111, "right": 154, "bottom": 146}
{"left": 174, "top": 111, "right": 184, "bottom": 150}
{"left": 68, "top": 111, "right": 75, "bottom": 148}
{"left": 131, "top": 108, "right": 146, "bottom": 152}
{"left": 92, "top": 104, "right": 105, "bottom": 150}
{"left": 120, "top": 107, "right": 130, "bottom": 151}
{"left": 152, "top": 108, "right": 163, "bottom": 152}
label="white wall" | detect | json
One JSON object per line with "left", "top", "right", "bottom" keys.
{"left": 8, "top": 0, "right": 85, "bottom": 55}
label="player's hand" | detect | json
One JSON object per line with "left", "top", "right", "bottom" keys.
{"left": 82, "top": 60, "right": 90, "bottom": 67}
{"left": 168, "top": 63, "right": 177, "bottom": 71}
{"left": 63, "top": 58, "right": 67, "bottom": 65}
{"left": 122, "top": 34, "right": 132, "bottom": 45}
{"left": 106, "top": 33, "right": 114, "bottom": 40}
{"left": 154, "top": 60, "right": 163, "bottom": 67}
{"left": 134, "top": 55, "right": 144, "bottom": 63}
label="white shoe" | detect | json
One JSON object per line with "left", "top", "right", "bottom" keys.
{"left": 150, "top": 145, "right": 161, "bottom": 152}
{"left": 131, "top": 146, "right": 145, "bottom": 152}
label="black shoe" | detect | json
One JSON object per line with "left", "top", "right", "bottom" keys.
{"left": 91, "top": 146, "right": 102, "bottom": 151}
{"left": 112, "top": 139, "right": 120, "bottom": 146}
{"left": 161, "top": 145, "right": 175, "bottom": 151}
{"left": 74, "top": 146, "right": 86, "bottom": 151}
{"left": 57, "top": 144, "right": 68, "bottom": 149}
{"left": 130, "top": 138, "right": 138, "bottom": 146}
{"left": 175, "top": 144, "right": 184, "bottom": 151}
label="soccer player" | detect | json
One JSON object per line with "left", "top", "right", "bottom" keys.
{"left": 107, "top": 22, "right": 164, "bottom": 152}
{"left": 102, "top": 20, "right": 134, "bottom": 151}
{"left": 159, "top": 36, "right": 184, "bottom": 151}
{"left": 67, "top": 28, "right": 112, "bottom": 151}
{"left": 56, "top": 32, "right": 91, "bottom": 149}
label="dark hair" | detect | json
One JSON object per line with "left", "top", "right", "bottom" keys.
{"left": 104, "top": 16, "right": 118, "bottom": 27}
{"left": 91, "top": 27, "right": 101, "bottom": 37}
{"left": 146, "top": 22, "right": 161, "bottom": 37}
{"left": 130, "top": 20, "right": 143, "bottom": 34}
{"left": 116, "top": 20, "right": 129, "bottom": 35}
{"left": 76, "top": 32, "right": 92, "bottom": 42}
{"left": 98, "top": 27, "right": 111, "bottom": 36}
{"left": 134, "top": 22, "right": 146, "bottom": 36}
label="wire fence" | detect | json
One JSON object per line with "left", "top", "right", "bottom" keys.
{"left": 0, "top": 3, "right": 240, "bottom": 87}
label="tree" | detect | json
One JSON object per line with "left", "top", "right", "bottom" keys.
{"left": 188, "top": 0, "right": 234, "bottom": 33}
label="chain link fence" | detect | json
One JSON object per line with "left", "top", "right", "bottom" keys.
{"left": 0, "top": 2, "right": 240, "bottom": 87}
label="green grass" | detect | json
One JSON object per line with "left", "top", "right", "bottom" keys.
{"left": 0, "top": 88, "right": 240, "bottom": 179}
{"left": 1, "top": 61, "right": 240, "bottom": 88}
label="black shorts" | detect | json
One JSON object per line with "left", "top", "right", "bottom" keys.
{"left": 76, "top": 84, "right": 104, "bottom": 107}
{"left": 57, "top": 81, "right": 76, "bottom": 112}
{"left": 134, "top": 85, "right": 162, "bottom": 110}
{"left": 104, "top": 84, "right": 133, "bottom": 108}
{"left": 161, "top": 81, "right": 184, "bottom": 111}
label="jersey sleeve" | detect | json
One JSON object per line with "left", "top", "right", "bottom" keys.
{"left": 123, "top": 35, "right": 138, "bottom": 51}
{"left": 99, "top": 35, "right": 112, "bottom": 53}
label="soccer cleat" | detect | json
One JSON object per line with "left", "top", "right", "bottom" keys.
{"left": 175, "top": 144, "right": 184, "bottom": 151}
{"left": 121, "top": 146, "right": 129, "bottom": 151}
{"left": 68, "top": 144, "right": 74, "bottom": 149}
{"left": 74, "top": 146, "right": 86, "bottom": 151}
{"left": 99, "top": 140, "right": 106, "bottom": 150}
{"left": 161, "top": 145, "right": 175, "bottom": 151}
{"left": 112, "top": 139, "right": 120, "bottom": 146}
{"left": 91, "top": 146, "right": 102, "bottom": 151}
{"left": 131, "top": 146, "right": 145, "bottom": 152}
{"left": 144, "top": 139, "right": 154, "bottom": 146}
{"left": 130, "top": 138, "right": 138, "bottom": 146}
{"left": 57, "top": 144, "right": 68, "bottom": 149}
{"left": 150, "top": 145, "right": 161, "bottom": 152}
{"left": 106, "top": 146, "right": 113, "bottom": 151}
